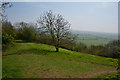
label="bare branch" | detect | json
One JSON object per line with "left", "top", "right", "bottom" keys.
{"left": 37, "top": 10, "right": 72, "bottom": 52}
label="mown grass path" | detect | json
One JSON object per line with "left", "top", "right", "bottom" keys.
{"left": 2, "top": 42, "right": 118, "bottom": 78}
{"left": 82, "top": 70, "right": 117, "bottom": 78}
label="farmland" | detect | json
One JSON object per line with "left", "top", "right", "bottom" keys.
{"left": 72, "top": 30, "right": 118, "bottom": 47}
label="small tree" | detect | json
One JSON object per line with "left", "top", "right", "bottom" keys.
{"left": 37, "top": 10, "right": 71, "bottom": 52}
{"left": 22, "top": 26, "right": 35, "bottom": 41}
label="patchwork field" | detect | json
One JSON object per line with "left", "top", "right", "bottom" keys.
{"left": 72, "top": 30, "right": 118, "bottom": 47}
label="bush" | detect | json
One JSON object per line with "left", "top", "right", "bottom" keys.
{"left": 22, "top": 26, "right": 35, "bottom": 41}
{"left": 60, "top": 39, "right": 76, "bottom": 51}
{"left": 2, "top": 30, "right": 14, "bottom": 51}
{"left": 2, "top": 30, "right": 14, "bottom": 45}
{"left": 73, "top": 42, "right": 87, "bottom": 52}
{"left": 2, "top": 21, "right": 16, "bottom": 38}
{"left": 16, "top": 26, "right": 37, "bottom": 41}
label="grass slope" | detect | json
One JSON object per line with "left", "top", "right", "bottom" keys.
{"left": 2, "top": 42, "right": 118, "bottom": 78}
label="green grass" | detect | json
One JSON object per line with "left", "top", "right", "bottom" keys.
{"left": 2, "top": 41, "right": 118, "bottom": 78}
{"left": 78, "top": 39, "right": 110, "bottom": 47}
{"left": 93, "top": 72, "right": 118, "bottom": 79}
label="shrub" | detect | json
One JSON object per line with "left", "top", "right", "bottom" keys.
{"left": 16, "top": 26, "right": 36, "bottom": 41}
{"left": 73, "top": 42, "right": 87, "bottom": 52}
{"left": 2, "top": 30, "right": 14, "bottom": 51}
{"left": 22, "top": 26, "right": 35, "bottom": 41}
{"left": 2, "top": 30, "right": 14, "bottom": 45}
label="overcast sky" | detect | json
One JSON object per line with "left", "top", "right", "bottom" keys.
{"left": 6, "top": 2, "right": 118, "bottom": 33}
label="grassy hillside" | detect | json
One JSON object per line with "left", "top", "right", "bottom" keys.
{"left": 2, "top": 41, "right": 118, "bottom": 78}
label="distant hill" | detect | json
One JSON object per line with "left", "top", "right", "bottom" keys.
{"left": 71, "top": 30, "right": 118, "bottom": 46}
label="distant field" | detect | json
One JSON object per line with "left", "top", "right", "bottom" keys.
{"left": 77, "top": 39, "right": 109, "bottom": 47}
{"left": 2, "top": 41, "right": 118, "bottom": 78}
{"left": 72, "top": 30, "right": 118, "bottom": 47}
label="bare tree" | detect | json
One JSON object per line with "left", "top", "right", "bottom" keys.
{"left": 37, "top": 10, "right": 72, "bottom": 52}
{"left": 14, "top": 22, "right": 28, "bottom": 30}
{"left": 0, "top": 2, "right": 12, "bottom": 21}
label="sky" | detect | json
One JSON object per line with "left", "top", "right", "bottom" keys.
{"left": 5, "top": 2, "right": 118, "bottom": 33}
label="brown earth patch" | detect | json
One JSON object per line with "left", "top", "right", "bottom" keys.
{"left": 25, "top": 66, "right": 64, "bottom": 78}
{"left": 80, "top": 70, "right": 117, "bottom": 78}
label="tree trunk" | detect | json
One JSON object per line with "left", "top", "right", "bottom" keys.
{"left": 56, "top": 47, "right": 59, "bottom": 52}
